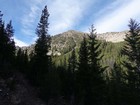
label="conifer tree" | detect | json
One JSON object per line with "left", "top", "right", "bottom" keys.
{"left": 0, "top": 11, "right": 5, "bottom": 69}
{"left": 88, "top": 25, "right": 102, "bottom": 70}
{"left": 68, "top": 48, "right": 77, "bottom": 73}
{"left": 16, "top": 48, "right": 29, "bottom": 74}
{"left": 0, "top": 11, "right": 15, "bottom": 72}
{"left": 66, "top": 49, "right": 76, "bottom": 102}
{"left": 86, "top": 25, "right": 105, "bottom": 105}
{"left": 5, "top": 20, "right": 15, "bottom": 65}
{"left": 107, "top": 62, "right": 125, "bottom": 105}
{"left": 0, "top": 11, "right": 3, "bottom": 26}
{"left": 76, "top": 36, "right": 89, "bottom": 105}
{"left": 88, "top": 25, "right": 104, "bottom": 81}
{"left": 122, "top": 19, "right": 140, "bottom": 71}
{"left": 122, "top": 19, "right": 140, "bottom": 86}
{"left": 78, "top": 36, "right": 89, "bottom": 75}
{"left": 30, "top": 6, "right": 51, "bottom": 85}
{"left": 122, "top": 19, "right": 140, "bottom": 104}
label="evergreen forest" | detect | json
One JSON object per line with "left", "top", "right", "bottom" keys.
{"left": 1, "top": 5, "right": 140, "bottom": 105}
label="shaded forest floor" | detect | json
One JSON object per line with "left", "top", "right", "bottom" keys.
{"left": 0, "top": 72, "right": 46, "bottom": 105}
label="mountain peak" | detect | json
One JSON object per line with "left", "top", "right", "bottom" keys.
{"left": 64, "top": 30, "right": 85, "bottom": 34}
{"left": 24, "top": 30, "right": 127, "bottom": 55}
{"left": 67, "top": 30, "right": 77, "bottom": 32}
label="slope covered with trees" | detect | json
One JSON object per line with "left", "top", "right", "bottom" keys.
{"left": 1, "top": 5, "right": 140, "bottom": 105}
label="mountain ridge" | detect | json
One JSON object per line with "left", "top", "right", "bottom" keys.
{"left": 22, "top": 30, "right": 127, "bottom": 55}
{"left": 97, "top": 31, "right": 127, "bottom": 42}
{"left": 52, "top": 30, "right": 127, "bottom": 44}
{"left": 52, "top": 30, "right": 127, "bottom": 42}
{"left": 51, "top": 30, "right": 127, "bottom": 53}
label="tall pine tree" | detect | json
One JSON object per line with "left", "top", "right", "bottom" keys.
{"left": 66, "top": 48, "right": 77, "bottom": 103}
{"left": 5, "top": 20, "right": 16, "bottom": 66}
{"left": 87, "top": 25, "right": 105, "bottom": 105}
{"left": 30, "top": 6, "right": 51, "bottom": 85}
{"left": 0, "top": 11, "right": 5, "bottom": 70}
{"left": 122, "top": 19, "right": 140, "bottom": 105}
{"left": 0, "top": 11, "right": 15, "bottom": 74}
{"left": 76, "top": 36, "right": 89, "bottom": 105}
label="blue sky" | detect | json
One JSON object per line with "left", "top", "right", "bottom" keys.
{"left": 0, "top": 0, "right": 140, "bottom": 46}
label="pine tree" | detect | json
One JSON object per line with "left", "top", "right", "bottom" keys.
{"left": 76, "top": 36, "right": 89, "bottom": 105}
{"left": 86, "top": 25, "right": 105, "bottom": 105}
{"left": 0, "top": 11, "right": 5, "bottom": 70}
{"left": 107, "top": 62, "right": 125, "bottom": 105}
{"left": 88, "top": 25, "right": 104, "bottom": 81}
{"left": 30, "top": 6, "right": 51, "bottom": 85}
{"left": 65, "top": 49, "right": 77, "bottom": 103}
{"left": 68, "top": 48, "right": 77, "bottom": 73}
{"left": 122, "top": 19, "right": 140, "bottom": 86}
{"left": 78, "top": 36, "right": 89, "bottom": 75}
{"left": 122, "top": 19, "right": 140, "bottom": 104}
{"left": 16, "top": 48, "right": 29, "bottom": 74}
{"left": 5, "top": 20, "right": 15, "bottom": 65}
{"left": 122, "top": 19, "right": 140, "bottom": 71}
{"left": 0, "top": 11, "right": 15, "bottom": 73}
{"left": 88, "top": 25, "right": 102, "bottom": 70}
{"left": 0, "top": 11, "right": 3, "bottom": 26}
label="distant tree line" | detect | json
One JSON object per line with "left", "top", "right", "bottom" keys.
{"left": 1, "top": 5, "right": 140, "bottom": 105}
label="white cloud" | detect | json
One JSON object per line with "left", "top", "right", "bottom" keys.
{"left": 17, "top": 0, "right": 140, "bottom": 45}
{"left": 48, "top": 0, "right": 94, "bottom": 35}
{"left": 14, "top": 37, "right": 28, "bottom": 47}
{"left": 20, "top": 0, "right": 94, "bottom": 36}
{"left": 19, "top": 0, "right": 46, "bottom": 44}
{"left": 95, "top": 0, "right": 140, "bottom": 33}
{"left": 21, "top": 5, "right": 40, "bottom": 36}
{"left": 3, "top": 0, "right": 140, "bottom": 46}
{"left": 21, "top": 0, "right": 49, "bottom": 36}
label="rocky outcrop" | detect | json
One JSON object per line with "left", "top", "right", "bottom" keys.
{"left": 97, "top": 31, "right": 127, "bottom": 42}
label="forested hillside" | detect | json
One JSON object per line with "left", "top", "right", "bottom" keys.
{"left": 1, "top": 5, "right": 140, "bottom": 105}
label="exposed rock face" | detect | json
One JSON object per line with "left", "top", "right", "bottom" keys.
{"left": 51, "top": 30, "right": 86, "bottom": 54}
{"left": 97, "top": 31, "right": 127, "bottom": 42}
